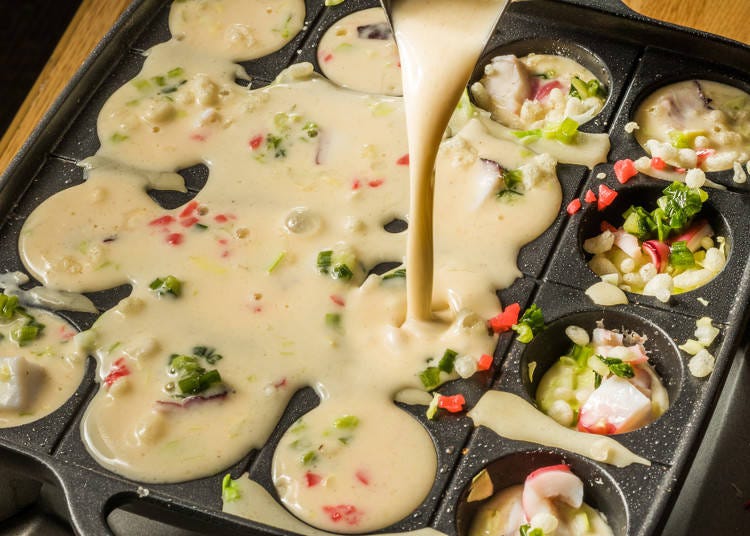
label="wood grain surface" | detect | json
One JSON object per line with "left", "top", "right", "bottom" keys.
{"left": 1, "top": 0, "right": 749, "bottom": 173}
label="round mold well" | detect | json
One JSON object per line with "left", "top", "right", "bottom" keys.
{"left": 578, "top": 183, "right": 732, "bottom": 298}
{"left": 628, "top": 77, "right": 750, "bottom": 173}
{"left": 518, "top": 310, "right": 683, "bottom": 434}
{"left": 269, "top": 397, "right": 443, "bottom": 534}
{"left": 455, "top": 450, "right": 628, "bottom": 536}
{"left": 469, "top": 37, "right": 613, "bottom": 128}
{"left": 314, "top": 6, "right": 402, "bottom": 96}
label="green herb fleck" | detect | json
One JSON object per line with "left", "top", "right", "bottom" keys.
{"left": 497, "top": 167, "right": 524, "bottom": 199}
{"left": 325, "top": 312, "right": 341, "bottom": 329}
{"left": 438, "top": 349, "right": 458, "bottom": 373}
{"left": 167, "top": 67, "right": 185, "bottom": 78}
{"left": 542, "top": 117, "right": 579, "bottom": 144}
{"left": 266, "top": 134, "right": 287, "bottom": 158}
{"left": 222, "top": 474, "right": 241, "bottom": 503}
{"left": 512, "top": 304, "right": 545, "bottom": 343}
{"left": 331, "top": 263, "right": 353, "bottom": 281}
{"left": 317, "top": 250, "right": 333, "bottom": 273}
{"left": 167, "top": 346, "right": 224, "bottom": 397}
{"left": 193, "top": 346, "right": 222, "bottom": 364}
{"left": 149, "top": 275, "right": 182, "bottom": 297}
{"left": 569, "top": 76, "right": 607, "bottom": 100}
{"left": 267, "top": 251, "right": 287, "bottom": 274}
{"left": 303, "top": 121, "right": 319, "bottom": 138}
{"left": 10, "top": 324, "right": 41, "bottom": 346}
{"left": 333, "top": 415, "right": 359, "bottom": 429}
{"left": 519, "top": 524, "right": 545, "bottom": 536}
{"left": 382, "top": 268, "right": 406, "bottom": 281}
{"left": 419, "top": 366, "right": 442, "bottom": 391}
{"left": 597, "top": 355, "right": 635, "bottom": 378}
{"left": 132, "top": 79, "right": 151, "bottom": 92}
{"left": 0, "top": 295, "right": 19, "bottom": 319}
{"left": 512, "top": 128, "right": 542, "bottom": 142}
{"left": 669, "top": 241, "right": 695, "bottom": 268}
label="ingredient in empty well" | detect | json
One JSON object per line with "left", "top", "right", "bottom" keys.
{"left": 536, "top": 323, "right": 668, "bottom": 434}
{"left": 585, "top": 181, "right": 727, "bottom": 302}
{"left": 469, "top": 464, "right": 614, "bottom": 536}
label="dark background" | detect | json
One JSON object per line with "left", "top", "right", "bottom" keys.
{"left": 0, "top": 0, "right": 83, "bottom": 136}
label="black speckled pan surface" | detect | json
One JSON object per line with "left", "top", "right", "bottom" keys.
{"left": 1, "top": 0, "right": 749, "bottom": 535}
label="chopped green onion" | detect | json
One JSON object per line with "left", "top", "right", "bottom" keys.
{"left": 668, "top": 130, "right": 702, "bottom": 149}
{"left": 168, "top": 347, "right": 224, "bottom": 396}
{"left": 438, "top": 349, "right": 458, "bottom": 373}
{"left": 132, "top": 79, "right": 151, "bottom": 92}
{"left": 110, "top": 133, "right": 129, "bottom": 143}
{"left": 149, "top": 275, "right": 182, "bottom": 297}
{"left": 419, "top": 366, "right": 442, "bottom": 391}
{"left": 199, "top": 369, "right": 221, "bottom": 389}
{"left": 177, "top": 369, "right": 222, "bottom": 395}
{"left": 317, "top": 250, "right": 333, "bottom": 273}
{"left": 289, "top": 419, "right": 306, "bottom": 434}
{"left": 570, "top": 343, "right": 595, "bottom": 370}
{"left": 542, "top": 117, "right": 579, "bottom": 144}
{"left": 426, "top": 393, "right": 440, "bottom": 420}
{"left": 569, "top": 77, "right": 589, "bottom": 99}
{"left": 622, "top": 205, "right": 654, "bottom": 239}
{"left": 318, "top": 249, "right": 357, "bottom": 282}
{"left": 569, "top": 76, "right": 607, "bottom": 100}
{"left": 519, "top": 524, "right": 545, "bottom": 536}
{"left": 512, "top": 304, "right": 545, "bottom": 343}
{"left": 669, "top": 241, "right": 695, "bottom": 268}
{"left": 170, "top": 354, "right": 202, "bottom": 373}
{"left": 167, "top": 67, "right": 185, "bottom": 78}
{"left": 455, "top": 88, "right": 479, "bottom": 121}
{"left": 302, "top": 451, "right": 317, "bottom": 465}
{"left": 0, "top": 294, "right": 19, "bottom": 319}
{"left": 325, "top": 312, "right": 341, "bottom": 329}
{"left": 333, "top": 415, "right": 359, "bottom": 429}
{"left": 193, "top": 346, "right": 222, "bottom": 364}
{"left": 267, "top": 251, "right": 287, "bottom": 274}
{"left": 331, "top": 264, "right": 353, "bottom": 281}
{"left": 513, "top": 324, "right": 534, "bottom": 343}
{"left": 512, "top": 128, "right": 542, "bottom": 141}
{"left": 222, "top": 474, "right": 241, "bottom": 503}
{"left": 177, "top": 374, "right": 201, "bottom": 394}
{"left": 382, "top": 268, "right": 406, "bottom": 280}
{"left": 624, "top": 182, "right": 707, "bottom": 242}
{"left": 10, "top": 324, "right": 41, "bottom": 346}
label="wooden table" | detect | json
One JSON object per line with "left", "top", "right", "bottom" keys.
{"left": 1, "top": 0, "right": 749, "bottom": 172}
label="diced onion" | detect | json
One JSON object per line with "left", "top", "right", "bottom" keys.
{"left": 585, "top": 281, "right": 628, "bottom": 305}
